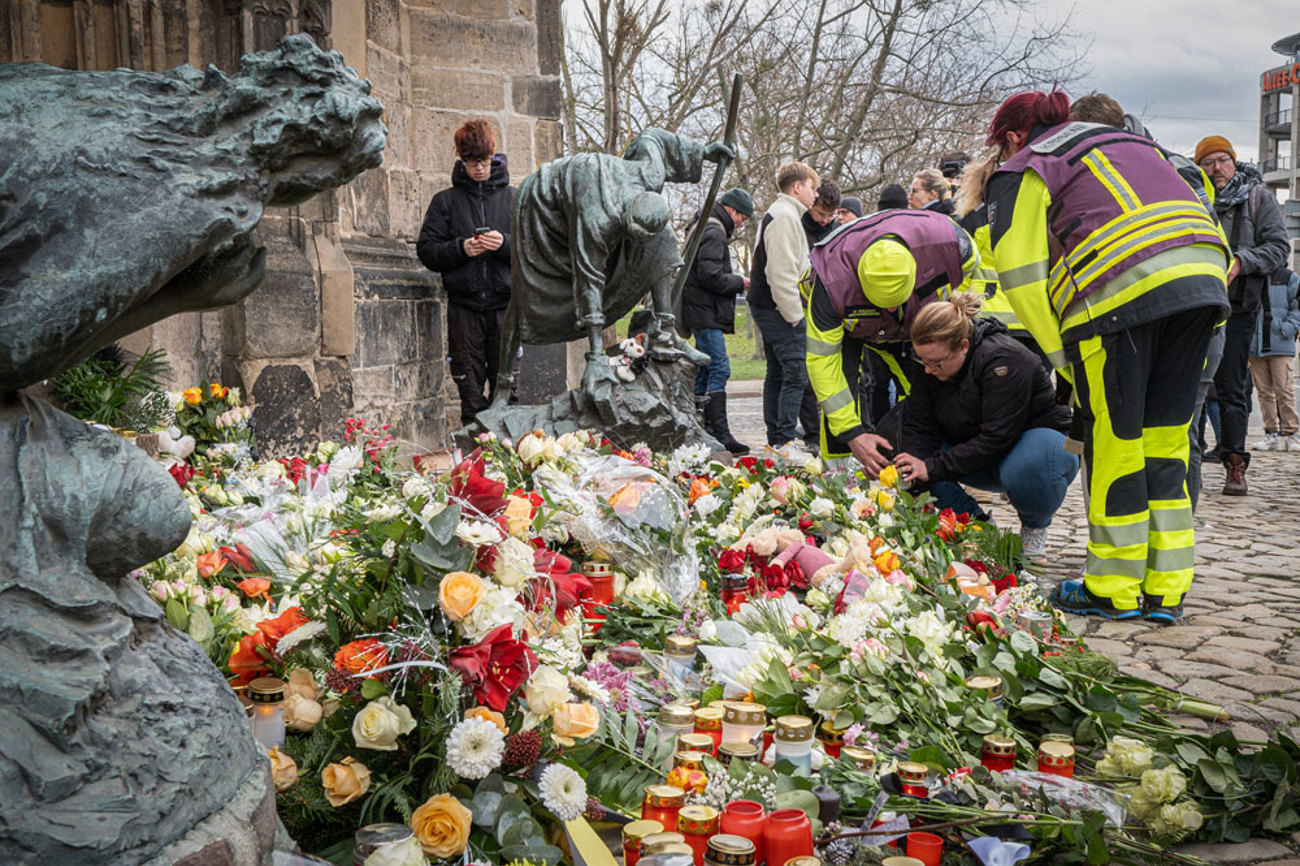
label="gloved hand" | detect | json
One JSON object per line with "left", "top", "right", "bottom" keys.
{"left": 703, "top": 141, "right": 735, "bottom": 164}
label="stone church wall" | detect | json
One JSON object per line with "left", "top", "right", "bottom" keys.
{"left": 2, "top": 0, "right": 564, "bottom": 455}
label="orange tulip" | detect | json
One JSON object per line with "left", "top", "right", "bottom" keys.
{"left": 196, "top": 551, "right": 228, "bottom": 579}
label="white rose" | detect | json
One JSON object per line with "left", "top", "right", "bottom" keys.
{"left": 493, "top": 536, "right": 536, "bottom": 589}
{"left": 525, "top": 665, "right": 572, "bottom": 716}
{"left": 809, "top": 497, "right": 835, "bottom": 518}
{"left": 352, "top": 697, "right": 417, "bottom": 751}
{"left": 365, "top": 836, "right": 427, "bottom": 866}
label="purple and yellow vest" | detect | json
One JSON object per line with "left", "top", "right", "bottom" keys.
{"left": 809, "top": 210, "right": 965, "bottom": 341}
{"left": 993, "top": 122, "right": 1226, "bottom": 319}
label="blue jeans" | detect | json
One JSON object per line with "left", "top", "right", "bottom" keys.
{"left": 693, "top": 328, "right": 731, "bottom": 394}
{"left": 930, "top": 428, "right": 1079, "bottom": 528}
{"left": 750, "top": 306, "right": 808, "bottom": 445}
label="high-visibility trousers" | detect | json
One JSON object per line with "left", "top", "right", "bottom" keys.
{"left": 1069, "top": 305, "right": 1219, "bottom": 611}
{"left": 820, "top": 342, "right": 916, "bottom": 458}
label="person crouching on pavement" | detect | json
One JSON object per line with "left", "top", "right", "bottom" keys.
{"left": 892, "top": 295, "right": 1078, "bottom": 560}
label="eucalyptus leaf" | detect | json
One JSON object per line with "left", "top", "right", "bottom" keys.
{"left": 1009, "top": 630, "right": 1037, "bottom": 655}
{"left": 164, "top": 598, "right": 189, "bottom": 631}
{"left": 472, "top": 790, "right": 503, "bottom": 828}
{"left": 500, "top": 843, "right": 562, "bottom": 866}
{"left": 187, "top": 606, "right": 214, "bottom": 647}
{"left": 775, "top": 788, "right": 821, "bottom": 820}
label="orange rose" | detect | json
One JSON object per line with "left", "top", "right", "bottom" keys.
{"left": 688, "top": 478, "right": 718, "bottom": 505}
{"left": 334, "top": 638, "right": 389, "bottom": 678}
{"left": 321, "top": 756, "right": 371, "bottom": 807}
{"left": 466, "top": 706, "right": 507, "bottom": 734}
{"left": 196, "top": 551, "right": 227, "bottom": 579}
{"left": 551, "top": 702, "right": 600, "bottom": 746}
{"left": 438, "top": 571, "right": 485, "bottom": 622}
{"left": 268, "top": 747, "right": 299, "bottom": 792}
{"left": 502, "top": 495, "right": 533, "bottom": 538}
{"left": 238, "top": 576, "right": 272, "bottom": 601}
{"left": 229, "top": 632, "right": 272, "bottom": 683}
{"left": 210, "top": 383, "right": 229, "bottom": 399}
{"left": 410, "top": 793, "right": 472, "bottom": 858}
{"left": 182, "top": 387, "right": 203, "bottom": 405}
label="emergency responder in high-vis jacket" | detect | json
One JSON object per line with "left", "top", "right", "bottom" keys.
{"left": 983, "top": 91, "right": 1230, "bottom": 623}
{"left": 802, "top": 209, "right": 977, "bottom": 471}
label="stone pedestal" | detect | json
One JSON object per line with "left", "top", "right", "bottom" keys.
{"left": 145, "top": 764, "right": 291, "bottom": 866}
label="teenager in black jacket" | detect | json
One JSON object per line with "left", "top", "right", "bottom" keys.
{"left": 892, "top": 295, "right": 1077, "bottom": 559}
{"left": 681, "top": 187, "right": 754, "bottom": 454}
{"left": 417, "top": 119, "right": 514, "bottom": 424}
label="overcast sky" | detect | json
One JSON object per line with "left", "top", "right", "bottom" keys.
{"left": 1068, "top": 1, "right": 1298, "bottom": 160}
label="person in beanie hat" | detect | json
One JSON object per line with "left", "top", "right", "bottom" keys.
{"left": 876, "top": 183, "right": 908, "bottom": 211}
{"left": 682, "top": 187, "right": 755, "bottom": 454}
{"left": 836, "top": 196, "right": 863, "bottom": 223}
{"left": 1194, "top": 134, "right": 1291, "bottom": 495}
{"left": 984, "top": 91, "right": 1230, "bottom": 623}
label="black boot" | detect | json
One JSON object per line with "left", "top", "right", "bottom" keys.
{"left": 705, "top": 391, "right": 749, "bottom": 455}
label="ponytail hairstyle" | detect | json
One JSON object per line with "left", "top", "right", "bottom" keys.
{"left": 911, "top": 293, "right": 984, "bottom": 350}
{"left": 953, "top": 150, "right": 1000, "bottom": 218}
{"left": 985, "top": 90, "right": 1070, "bottom": 148}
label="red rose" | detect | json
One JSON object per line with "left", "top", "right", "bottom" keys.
{"left": 718, "top": 549, "right": 747, "bottom": 573}
{"left": 449, "top": 624, "right": 537, "bottom": 711}
{"left": 797, "top": 514, "right": 814, "bottom": 532}
{"left": 991, "top": 572, "right": 1018, "bottom": 594}
{"left": 168, "top": 462, "right": 195, "bottom": 488}
{"left": 739, "top": 456, "right": 758, "bottom": 470}
{"left": 761, "top": 562, "right": 789, "bottom": 591}
{"left": 786, "top": 560, "right": 808, "bottom": 590}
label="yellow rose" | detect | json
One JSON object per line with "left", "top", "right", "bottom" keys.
{"left": 352, "top": 697, "right": 417, "bottom": 751}
{"left": 182, "top": 387, "right": 203, "bottom": 405}
{"left": 869, "top": 488, "right": 895, "bottom": 512}
{"left": 878, "top": 464, "right": 900, "bottom": 489}
{"left": 502, "top": 495, "right": 534, "bottom": 537}
{"left": 321, "top": 756, "right": 371, "bottom": 806}
{"left": 466, "top": 706, "right": 508, "bottom": 735}
{"left": 267, "top": 747, "right": 299, "bottom": 792}
{"left": 438, "top": 571, "right": 485, "bottom": 622}
{"left": 284, "top": 693, "right": 323, "bottom": 732}
{"left": 410, "top": 792, "right": 472, "bottom": 858}
{"left": 552, "top": 702, "right": 600, "bottom": 746}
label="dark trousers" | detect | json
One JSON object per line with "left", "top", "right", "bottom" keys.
{"left": 448, "top": 303, "right": 507, "bottom": 424}
{"left": 751, "top": 305, "right": 808, "bottom": 445}
{"left": 1211, "top": 310, "right": 1256, "bottom": 460}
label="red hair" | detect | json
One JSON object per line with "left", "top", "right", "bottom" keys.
{"left": 454, "top": 119, "right": 496, "bottom": 161}
{"left": 985, "top": 90, "right": 1070, "bottom": 147}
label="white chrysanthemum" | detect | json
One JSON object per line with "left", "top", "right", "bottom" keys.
{"left": 402, "top": 475, "right": 432, "bottom": 502}
{"left": 569, "top": 674, "right": 612, "bottom": 705}
{"left": 668, "top": 443, "right": 712, "bottom": 476}
{"left": 332, "top": 446, "right": 364, "bottom": 477}
{"left": 276, "top": 621, "right": 327, "bottom": 655}
{"left": 446, "top": 717, "right": 506, "bottom": 780}
{"left": 693, "top": 494, "right": 722, "bottom": 518}
{"left": 364, "top": 503, "right": 404, "bottom": 523}
{"left": 420, "top": 500, "right": 447, "bottom": 522}
{"left": 456, "top": 519, "right": 503, "bottom": 546}
{"left": 539, "top": 763, "right": 587, "bottom": 821}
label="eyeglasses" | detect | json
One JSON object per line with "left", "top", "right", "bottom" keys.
{"left": 463, "top": 157, "right": 493, "bottom": 168}
{"left": 919, "top": 348, "right": 959, "bottom": 372}
{"left": 1198, "top": 155, "right": 1234, "bottom": 170}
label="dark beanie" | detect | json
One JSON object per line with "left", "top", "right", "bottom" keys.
{"left": 840, "top": 196, "right": 863, "bottom": 217}
{"left": 718, "top": 187, "right": 755, "bottom": 217}
{"left": 877, "top": 184, "right": 908, "bottom": 210}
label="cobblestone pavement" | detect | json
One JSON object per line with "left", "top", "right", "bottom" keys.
{"left": 726, "top": 382, "right": 1300, "bottom": 864}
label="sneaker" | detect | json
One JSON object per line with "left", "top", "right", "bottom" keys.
{"left": 1285, "top": 432, "right": 1300, "bottom": 452}
{"left": 1050, "top": 579, "right": 1141, "bottom": 620}
{"left": 1253, "top": 433, "right": 1280, "bottom": 452}
{"left": 1021, "top": 526, "right": 1049, "bottom": 560}
{"left": 1142, "top": 602, "right": 1183, "bottom": 623}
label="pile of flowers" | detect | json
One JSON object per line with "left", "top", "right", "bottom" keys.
{"left": 137, "top": 426, "right": 1300, "bottom": 865}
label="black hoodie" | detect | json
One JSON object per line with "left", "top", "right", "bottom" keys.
{"left": 901, "top": 318, "right": 1071, "bottom": 481}
{"left": 681, "top": 203, "right": 746, "bottom": 332}
{"left": 417, "top": 154, "right": 514, "bottom": 311}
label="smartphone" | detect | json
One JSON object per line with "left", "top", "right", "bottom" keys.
{"left": 473, "top": 226, "right": 491, "bottom": 236}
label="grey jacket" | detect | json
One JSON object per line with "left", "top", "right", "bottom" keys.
{"left": 1218, "top": 179, "right": 1291, "bottom": 314}
{"left": 1250, "top": 268, "right": 1300, "bottom": 358}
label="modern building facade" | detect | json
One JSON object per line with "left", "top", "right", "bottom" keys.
{"left": 1259, "top": 30, "right": 1300, "bottom": 263}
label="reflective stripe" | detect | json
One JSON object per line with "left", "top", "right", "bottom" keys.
{"left": 999, "top": 259, "right": 1049, "bottom": 290}
{"left": 807, "top": 336, "right": 839, "bottom": 357}
{"left": 1089, "top": 521, "right": 1148, "bottom": 548}
{"left": 1148, "top": 546, "right": 1195, "bottom": 572}
{"left": 1150, "top": 507, "right": 1194, "bottom": 534}
{"left": 1063, "top": 202, "right": 1208, "bottom": 272}
{"left": 1085, "top": 551, "right": 1147, "bottom": 580}
{"left": 821, "top": 388, "right": 854, "bottom": 414}
{"left": 1058, "top": 244, "right": 1227, "bottom": 324}
{"left": 1082, "top": 150, "right": 1140, "bottom": 211}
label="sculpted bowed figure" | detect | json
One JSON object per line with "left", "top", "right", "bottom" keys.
{"left": 493, "top": 130, "right": 735, "bottom": 404}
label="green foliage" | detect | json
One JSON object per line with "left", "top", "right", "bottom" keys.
{"left": 564, "top": 708, "right": 678, "bottom": 814}
{"left": 50, "top": 346, "right": 171, "bottom": 430}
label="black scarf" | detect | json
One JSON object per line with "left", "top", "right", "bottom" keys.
{"left": 1213, "top": 161, "right": 1263, "bottom": 212}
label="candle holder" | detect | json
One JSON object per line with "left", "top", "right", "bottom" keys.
{"left": 719, "top": 800, "right": 765, "bottom": 866}
{"left": 763, "top": 808, "right": 813, "bottom": 866}
{"left": 981, "top": 734, "right": 1016, "bottom": 772}
{"left": 1037, "top": 741, "right": 1075, "bottom": 778}
{"left": 642, "top": 785, "right": 687, "bottom": 832}
{"left": 897, "top": 762, "right": 930, "bottom": 798}
{"left": 248, "top": 676, "right": 285, "bottom": 749}
{"left": 679, "top": 805, "right": 720, "bottom": 866}
{"left": 624, "top": 819, "right": 665, "bottom": 866}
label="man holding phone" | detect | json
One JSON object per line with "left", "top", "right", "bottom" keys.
{"left": 418, "top": 119, "right": 515, "bottom": 424}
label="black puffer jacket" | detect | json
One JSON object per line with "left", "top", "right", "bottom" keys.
{"left": 681, "top": 204, "right": 746, "bottom": 332}
{"left": 901, "top": 318, "right": 1071, "bottom": 481}
{"left": 416, "top": 155, "right": 514, "bottom": 311}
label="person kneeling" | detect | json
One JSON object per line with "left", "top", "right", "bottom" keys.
{"left": 892, "top": 295, "right": 1078, "bottom": 559}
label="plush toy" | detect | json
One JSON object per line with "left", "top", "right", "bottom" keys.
{"left": 157, "top": 425, "right": 196, "bottom": 462}
{"left": 608, "top": 333, "right": 648, "bottom": 382}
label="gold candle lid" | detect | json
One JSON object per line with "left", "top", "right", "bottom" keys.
{"left": 818, "top": 720, "right": 845, "bottom": 743}
{"left": 774, "top": 715, "right": 814, "bottom": 741}
{"left": 1038, "top": 741, "right": 1075, "bottom": 764}
{"left": 841, "top": 746, "right": 876, "bottom": 768}
{"left": 665, "top": 635, "right": 698, "bottom": 654}
{"left": 644, "top": 784, "right": 686, "bottom": 807}
{"left": 623, "top": 820, "right": 665, "bottom": 841}
{"left": 708, "top": 699, "right": 731, "bottom": 709}
{"left": 785, "top": 858, "right": 823, "bottom": 866}
{"left": 723, "top": 701, "right": 766, "bottom": 725}
{"left": 660, "top": 704, "right": 696, "bottom": 727}
{"left": 965, "top": 675, "right": 1004, "bottom": 698}
{"left": 717, "top": 742, "right": 759, "bottom": 762}
{"left": 897, "top": 761, "right": 929, "bottom": 782}
{"left": 694, "top": 707, "right": 724, "bottom": 730}
{"left": 643, "top": 833, "right": 687, "bottom": 853}
{"left": 248, "top": 677, "right": 285, "bottom": 704}
{"left": 678, "top": 733, "right": 714, "bottom": 753}
{"left": 678, "top": 804, "right": 719, "bottom": 833}
{"left": 673, "top": 749, "right": 708, "bottom": 770}
{"left": 1041, "top": 732, "right": 1074, "bottom": 744}
{"left": 880, "top": 858, "right": 926, "bottom": 866}
{"left": 982, "top": 734, "right": 1017, "bottom": 756}
{"left": 707, "top": 834, "right": 757, "bottom": 864}
{"left": 656, "top": 843, "right": 695, "bottom": 857}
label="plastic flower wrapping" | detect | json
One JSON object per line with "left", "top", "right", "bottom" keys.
{"left": 132, "top": 425, "right": 1300, "bottom": 864}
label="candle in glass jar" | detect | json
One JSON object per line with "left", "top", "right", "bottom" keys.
{"left": 660, "top": 704, "right": 697, "bottom": 746}
{"left": 897, "top": 761, "right": 930, "bottom": 797}
{"left": 643, "top": 785, "right": 687, "bottom": 832}
{"left": 720, "top": 574, "right": 751, "bottom": 614}
{"left": 679, "top": 805, "right": 720, "bottom": 866}
{"left": 643, "top": 832, "right": 688, "bottom": 855}
{"left": 1037, "top": 741, "right": 1075, "bottom": 778}
{"left": 665, "top": 635, "right": 698, "bottom": 675}
{"left": 981, "top": 734, "right": 1017, "bottom": 772}
{"left": 719, "top": 800, "right": 765, "bottom": 866}
{"left": 721, "top": 702, "right": 767, "bottom": 746}
{"left": 841, "top": 746, "right": 877, "bottom": 772}
{"left": 623, "top": 820, "right": 665, "bottom": 866}
{"left": 964, "top": 675, "right": 1004, "bottom": 709}
{"left": 717, "top": 742, "right": 759, "bottom": 767}
{"left": 694, "top": 707, "right": 724, "bottom": 754}
{"left": 763, "top": 808, "right": 813, "bottom": 866}
{"left": 772, "top": 715, "right": 815, "bottom": 776}
{"left": 818, "top": 721, "right": 845, "bottom": 759}
{"left": 248, "top": 677, "right": 286, "bottom": 749}
{"left": 704, "top": 833, "right": 755, "bottom": 866}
